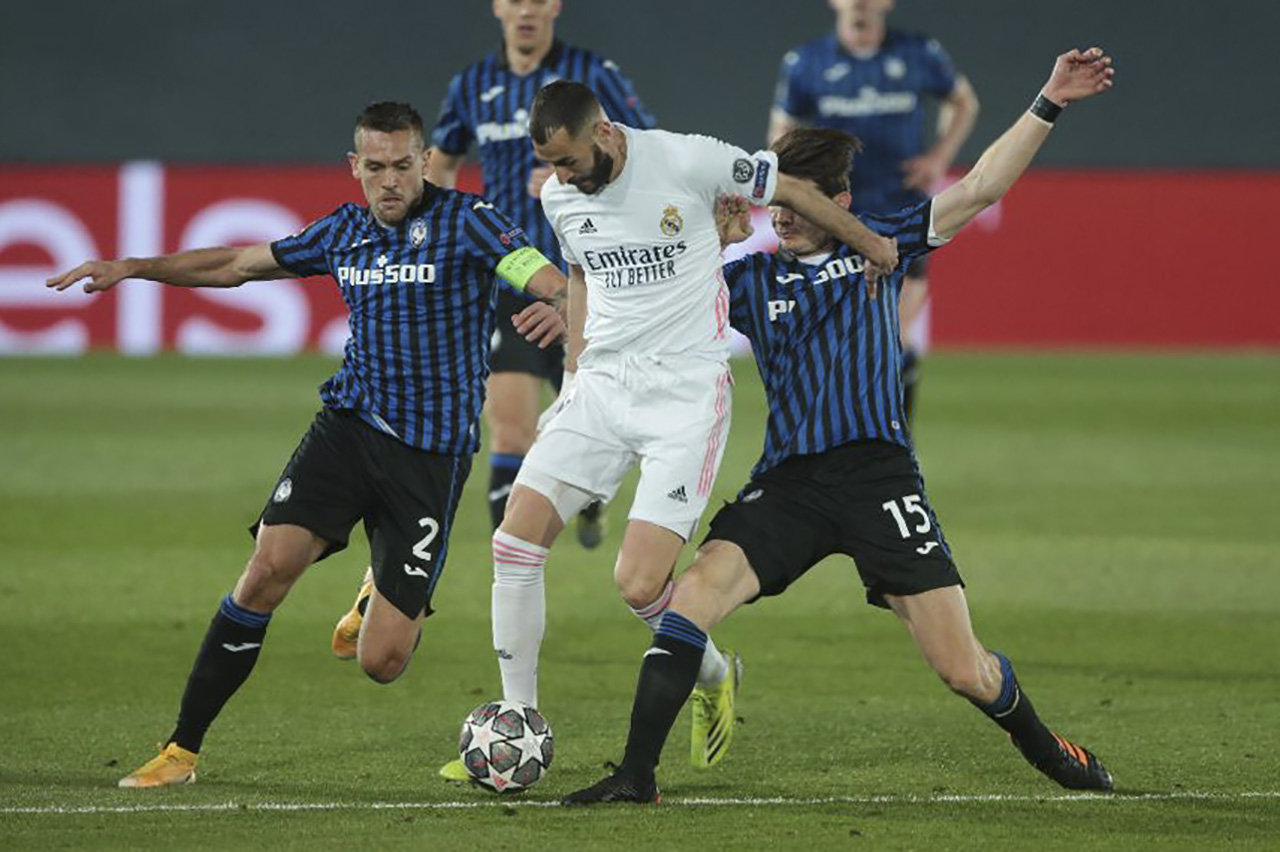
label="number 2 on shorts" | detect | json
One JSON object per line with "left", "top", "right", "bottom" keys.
{"left": 412, "top": 517, "right": 440, "bottom": 562}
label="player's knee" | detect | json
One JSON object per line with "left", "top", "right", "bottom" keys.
{"left": 670, "top": 567, "right": 717, "bottom": 611}
{"left": 489, "top": 422, "right": 536, "bottom": 456}
{"left": 360, "top": 647, "right": 412, "bottom": 684}
{"left": 238, "top": 549, "right": 304, "bottom": 611}
{"left": 614, "top": 566, "right": 667, "bottom": 611}
{"left": 664, "top": 571, "right": 723, "bottom": 628}
{"left": 668, "top": 546, "right": 755, "bottom": 627}
{"left": 689, "top": 541, "right": 758, "bottom": 598}
{"left": 485, "top": 395, "right": 538, "bottom": 454}
{"left": 499, "top": 486, "right": 563, "bottom": 546}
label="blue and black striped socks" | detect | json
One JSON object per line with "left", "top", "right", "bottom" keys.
{"left": 621, "top": 611, "right": 707, "bottom": 774}
{"left": 980, "top": 652, "right": 1020, "bottom": 717}
{"left": 972, "top": 652, "right": 1058, "bottom": 764}
{"left": 169, "top": 594, "right": 272, "bottom": 753}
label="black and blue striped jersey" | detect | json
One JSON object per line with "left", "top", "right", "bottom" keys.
{"left": 431, "top": 39, "right": 656, "bottom": 270}
{"left": 725, "top": 200, "right": 939, "bottom": 479}
{"left": 774, "top": 31, "right": 957, "bottom": 214}
{"left": 270, "top": 184, "right": 532, "bottom": 455}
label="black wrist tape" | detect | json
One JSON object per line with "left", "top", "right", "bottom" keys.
{"left": 1029, "top": 93, "right": 1063, "bottom": 124}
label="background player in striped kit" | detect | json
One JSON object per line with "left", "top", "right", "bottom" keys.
{"left": 565, "top": 47, "right": 1115, "bottom": 805}
{"left": 428, "top": 0, "right": 656, "bottom": 540}
{"left": 769, "top": 0, "right": 979, "bottom": 426}
{"left": 46, "top": 102, "right": 569, "bottom": 788}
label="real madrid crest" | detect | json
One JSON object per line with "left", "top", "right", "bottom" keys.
{"left": 660, "top": 204, "right": 683, "bottom": 237}
{"left": 409, "top": 218, "right": 428, "bottom": 248}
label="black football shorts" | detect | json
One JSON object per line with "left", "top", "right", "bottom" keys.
{"left": 703, "top": 439, "right": 962, "bottom": 608}
{"left": 252, "top": 408, "right": 471, "bottom": 619}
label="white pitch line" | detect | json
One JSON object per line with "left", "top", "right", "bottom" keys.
{"left": 3, "top": 790, "right": 1279, "bottom": 815}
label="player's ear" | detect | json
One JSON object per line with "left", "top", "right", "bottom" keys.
{"left": 833, "top": 190, "right": 852, "bottom": 211}
{"left": 592, "top": 119, "right": 613, "bottom": 147}
{"left": 421, "top": 146, "right": 432, "bottom": 179}
{"left": 348, "top": 152, "right": 360, "bottom": 179}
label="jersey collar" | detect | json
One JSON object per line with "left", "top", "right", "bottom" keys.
{"left": 494, "top": 38, "right": 565, "bottom": 72}
{"left": 776, "top": 242, "right": 840, "bottom": 267}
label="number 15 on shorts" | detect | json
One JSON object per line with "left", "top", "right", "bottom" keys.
{"left": 882, "top": 495, "right": 940, "bottom": 555}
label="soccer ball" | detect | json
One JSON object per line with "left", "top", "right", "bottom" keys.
{"left": 458, "top": 700, "right": 554, "bottom": 792}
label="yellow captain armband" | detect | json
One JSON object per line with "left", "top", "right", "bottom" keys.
{"left": 496, "top": 246, "right": 551, "bottom": 291}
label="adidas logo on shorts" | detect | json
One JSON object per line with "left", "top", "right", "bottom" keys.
{"left": 666, "top": 485, "right": 688, "bottom": 504}
{"left": 578, "top": 218, "right": 597, "bottom": 234}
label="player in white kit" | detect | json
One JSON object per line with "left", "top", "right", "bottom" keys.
{"left": 483, "top": 80, "right": 898, "bottom": 771}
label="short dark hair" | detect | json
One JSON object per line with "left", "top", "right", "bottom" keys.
{"left": 354, "top": 101, "right": 425, "bottom": 148}
{"left": 770, "top": 127, "right": 863, "bottom": 197}
{"left": 529, "top": 81, "right": 602, "bottom": 145}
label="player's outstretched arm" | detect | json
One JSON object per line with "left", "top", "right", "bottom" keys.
{"left": 772, "top": 173, "right": 898, "bottom": 278}
{"left": 45, "top": 244, "right": 288, "bottom": 293}
{"left": 932, "top": 47, "right": 1115, "bottom": 241}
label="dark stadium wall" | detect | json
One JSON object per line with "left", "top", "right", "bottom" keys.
{"left": 1, "top": 0, "right": 1277, "bottom": 167}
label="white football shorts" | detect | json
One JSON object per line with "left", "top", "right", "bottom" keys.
{"left": 515, "top": 352, "right": 733, "bottom": 541}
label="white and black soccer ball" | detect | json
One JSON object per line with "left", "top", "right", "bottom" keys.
{"left": 458, "top": 700, "right": 554, "bottom": 793}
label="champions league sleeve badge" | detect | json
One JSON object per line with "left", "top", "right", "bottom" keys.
{"left": 660, "top": 205, "right": 683, "bottom": 237}
{"left": 410, "top": 218, "right": 429, "bottom": 248}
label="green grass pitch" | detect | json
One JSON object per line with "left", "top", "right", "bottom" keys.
{"left": 1, "top": 352, "right": 1278, "bottom": 850}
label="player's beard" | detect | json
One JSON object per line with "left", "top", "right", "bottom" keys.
{"left": 569, "top": 144, "right": 615, "bottom": 195}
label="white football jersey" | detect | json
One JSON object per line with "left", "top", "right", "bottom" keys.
{"left": 541, "top": 126, "right": 778, "bottom": 360}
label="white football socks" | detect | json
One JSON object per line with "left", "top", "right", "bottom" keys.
{"left": 491, "top": 529, "right": 548, "bottom": 708}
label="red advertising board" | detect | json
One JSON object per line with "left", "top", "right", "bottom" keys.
{"left": 1, "top": 164, "right": 1276, "bottom": 353}
{"left": 928, "top": 171, "right": 1280, "bottom": 348}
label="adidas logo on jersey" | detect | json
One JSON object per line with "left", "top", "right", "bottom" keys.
{"left": 666, "top": 485, "right": 688, "bottom": 504}
{"left": 578, "top": 218, "right": 598, "bottom": 235}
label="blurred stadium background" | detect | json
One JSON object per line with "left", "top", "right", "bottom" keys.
{"left": 3, "top": 0, "right": 1278, "bottom": 352}
{"left": 2, "top": 2, "right": 1278, "bottom": 849}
